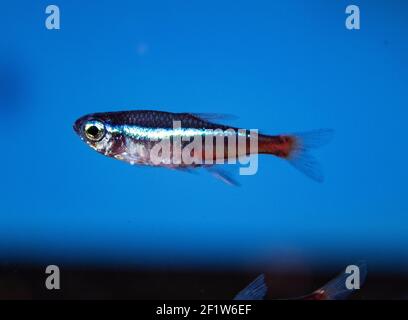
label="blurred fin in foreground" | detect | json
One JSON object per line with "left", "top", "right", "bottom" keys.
{"left": 233, "top": 261, "right": 367, "bottom": 300}
{"left": 300, "top": 261, "right": 367, "bottom": 300}
{"left": 233, "top": 274, "right": 268, "bottom": 300}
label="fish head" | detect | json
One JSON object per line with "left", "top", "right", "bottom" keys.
{"left": 74, "top": 114, "right": 106, "bottom": 144}
{"left": 73, "top": 113, "right": 123, "bottom": 157}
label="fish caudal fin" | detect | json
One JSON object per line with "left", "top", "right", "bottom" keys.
{"left": 261, "top": 129, "right": 334, "bottom": 182}
{"left": 287, "top": 129, "right": 334, "bottom": 182}
{"left": 233, "top": 274, "right": 268, "bottom": 300}
{"left": 302, "top": 261, "right": 367, "bottom": 300}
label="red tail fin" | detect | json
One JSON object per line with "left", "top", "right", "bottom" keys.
{"left": 261, "top": 129, "right": 334, "bottom": 182}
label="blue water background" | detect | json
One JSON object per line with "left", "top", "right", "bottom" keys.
{"left": 0, "top": 0, "right": 407, "bottom": 271}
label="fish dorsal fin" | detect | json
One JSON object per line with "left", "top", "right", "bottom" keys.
{"left": 189, "top": 113, "right": 238, "bottom": 123}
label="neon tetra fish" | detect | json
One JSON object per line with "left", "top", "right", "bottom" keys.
{"left": 73, "top": 110, "right": 333, "bottom": 184}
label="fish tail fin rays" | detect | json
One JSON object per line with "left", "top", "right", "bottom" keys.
{"left": 302, "top": 261, "right": 367, "bottom": 300}
{"left": 267, "top": 129, "right": 334, "bottom": 182}
{"left": 233, "top": 274, "right": 268, "bottom": 300}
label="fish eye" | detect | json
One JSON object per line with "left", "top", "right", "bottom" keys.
{"left": 84, "top": 120, "right": 105, "bottom": 142}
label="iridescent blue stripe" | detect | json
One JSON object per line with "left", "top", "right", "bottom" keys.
{"left": 107, "top": 124, "right": 246, "bottom": 141}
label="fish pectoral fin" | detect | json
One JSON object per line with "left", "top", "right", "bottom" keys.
{"left": 205, "top": 166, "right": 240, "bottom": 187}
